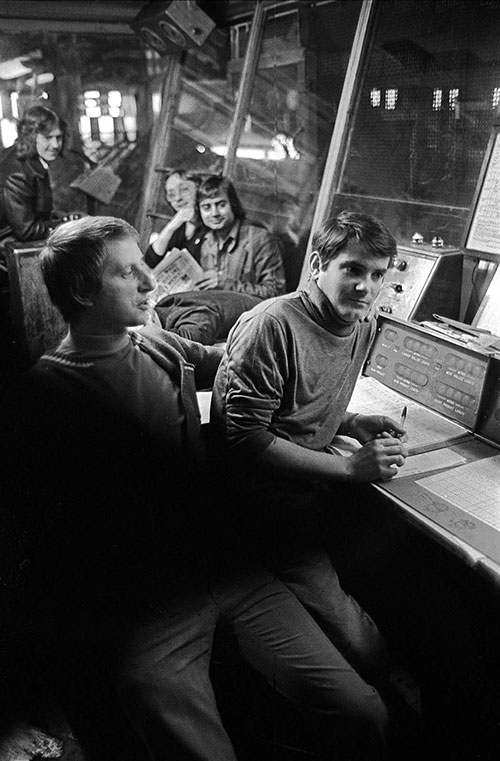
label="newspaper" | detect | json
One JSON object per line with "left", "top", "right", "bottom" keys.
{"left": 152, "top": 247, "right": 204, "bottom": 303}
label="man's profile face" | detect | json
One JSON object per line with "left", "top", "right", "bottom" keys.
{"left": 36, "top": 127, "right": 63, "bottom": 163}
{"left": 199, "top": 190, "right": 235, "bottom": 235}
{"left": 86, "top": 236, "right": 156, "bottom": 334}
{"left": 312, "top": 240, "right": 390, "bottom": 324}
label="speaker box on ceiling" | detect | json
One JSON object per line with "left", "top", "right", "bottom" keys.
{"left": 130, "top": 1, "right": 216, "bottom": 54}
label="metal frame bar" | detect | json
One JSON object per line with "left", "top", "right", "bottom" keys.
{"left": 223, "top": 1, "right": 266, "bottom": 178}
{"left": 134, "top": 53, "right": 183, "bottom": 248}
{"left": 298, "top": 0, "right": 377, "bottom": 287}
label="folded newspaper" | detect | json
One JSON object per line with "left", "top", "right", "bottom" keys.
{"left": 152, "top": 247, "right": 204, "bottom": 303}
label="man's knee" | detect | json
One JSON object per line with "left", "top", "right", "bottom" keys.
{"left": 310, "top": 686, "right": 389, "bottom": 760}
{"left": 346, "top": 686, "right": 389, "bottom": 738}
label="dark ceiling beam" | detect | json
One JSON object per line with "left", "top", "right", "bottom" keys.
{"left": 0, "top": 0, "right": 302, "bottom": 28}
{"left": 0, "top": 1, "right": 145, "bottom": 34}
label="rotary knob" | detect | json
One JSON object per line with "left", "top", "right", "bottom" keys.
{"left": 393, "top": 258, "right": 407, "bottom": 271}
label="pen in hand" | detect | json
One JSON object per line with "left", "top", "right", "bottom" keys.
{"left": 398, "top": 405, "right": 407, "bottom": 439}
{"left": 400, "top": 405, "right": 407, "bottom": 428}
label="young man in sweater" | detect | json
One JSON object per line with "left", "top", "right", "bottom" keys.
{"left": 212, "top": 209, "right": 492, "bottom": 761}
{"left": 4, "top": 215, "right": 390, "bottom": 761}
{"left": 211, "top": 209, "right": 407, "bottom": 688}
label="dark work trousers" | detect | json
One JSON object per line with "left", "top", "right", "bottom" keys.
{"left": 111, "top": 564, "right": 389, "bottom": 761}
{"left": 245, "top": 481, "right": 391, "bottom": 688}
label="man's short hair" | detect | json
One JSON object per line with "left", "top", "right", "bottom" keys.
{"left": 41, "top": 216, "right": 138, "bottom": 323}
{"left": 197, "top": 175, "right": 245, "bottom": 221}
{"left": 15, "top": 105, "right": 67, "bottom": 160}
{"left": 312, "top": 210, "right": 397, "bottom": 268}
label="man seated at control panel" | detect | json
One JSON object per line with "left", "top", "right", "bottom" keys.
{"left": 211, "top": 209, "right": 407, "bottom": 695}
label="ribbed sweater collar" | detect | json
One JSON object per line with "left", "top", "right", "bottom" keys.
{"left": 302, "top": 279, "right": 357, "bottom": 337}
{"left": 59, "top": 328, "right": 131, "bottom": 358}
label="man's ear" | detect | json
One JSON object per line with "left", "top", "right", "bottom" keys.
{"left": 71, "top": 289, "right": 94, "bottom": 308}
{"left": 309, "top": 250, "right": 321, "bottom": 281}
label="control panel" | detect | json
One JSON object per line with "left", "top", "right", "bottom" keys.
{"left": 375, "top": 244, "right": 463, "bottom": 321}
{"left": 364, "top": 315, "right": 491, "bottom": 431}
{"left": 476, "top": 356, "right": 500, "bottom": 446}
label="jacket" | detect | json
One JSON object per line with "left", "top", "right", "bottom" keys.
{"left": 3, "top": 325, "right": 224, "bottom": 616}
{"left": 0, "top": 147, "right": 53, "bottom": 241}
{"left": 199, "top": 220, "right": 286, "bottom": 300}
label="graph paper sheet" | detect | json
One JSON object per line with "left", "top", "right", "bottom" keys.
{"left": 417, "top": 455, "right": 500, "bottom": 531}
{"left": 348, "top": 376, "right": 469, "bottom": 453}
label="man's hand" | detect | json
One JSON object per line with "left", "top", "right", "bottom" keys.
{"left": 347, "top": 413, "right": 406, "bottom": 444}
{"left": 194, "top": 269, "right": 218, "bottom": 290}
{"left": 345, "top": 435, "right": 408, "bottom": 482}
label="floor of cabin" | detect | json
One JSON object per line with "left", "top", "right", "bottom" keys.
{"left": 0, "top": 642, "right": 426, "bottom": 761}
{"left": 6, "top": 651, "right": 497, "bottom": 761}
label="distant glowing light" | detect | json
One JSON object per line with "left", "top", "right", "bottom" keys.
{"left": 211, "top": 142, "right": 299, "bottom": 161}
{"left": 449, "top": 88, "right": 459, "bottom": 110}
{"left": 432, "top": 88, "right": 443, "bottom": 110}
{"left": 152, "top": 93, "right": 161, "bottom": 114}
{"left": 370, "top": 88, "right": 381, "bottom": 107}
{"left": 1, "top": 118, "right": 18, "bottom": 147}
{"left": 10, "top": 92, "right": 19, "bottom": 119}
{"left": 385, "top": 88, "right": 398, "bottom": 110}
{"left": 79, "top": 115, "right": 91, "bottom": 140}
{"left": 108, "top": 90, "right": 122, "bottom": 107}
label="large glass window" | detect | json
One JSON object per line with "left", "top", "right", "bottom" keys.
{"left": 147, "top": 25, "right": 234, "bottom": 232}
{"left": 329, "top": 0, "right": 500, "bottom": 249}
{"left": 0, "top": 28, "right": 148, "bottom": 221}
{"left": 157, "top": 1, "right": 363, "bottom": 290}
{"left": 231, "top": 2, "right": 363, "bottom": 288}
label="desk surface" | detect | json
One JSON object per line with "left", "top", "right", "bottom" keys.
{"left": 348, "top": 376, "right": 500, "bottom": 583}
{"left": 198, "top": 377, "right": 500, "bottom": 583}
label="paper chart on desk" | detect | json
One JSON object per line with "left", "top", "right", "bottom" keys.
{"left": 348, "top": 376, "right": 468, "bottom": 452}
{"left": 416, "top": 455, "right": 500, "bottom": 531}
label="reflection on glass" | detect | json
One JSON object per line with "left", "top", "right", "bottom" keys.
{"left": 150, "top": 28, "right": 233, "bottom": 230}
{"left": 231, "top": 3, "right": 363, "bottom": 291}
{"left": 331, "top": 0, "right": 500, "bottom": 249}
{"left": 160, "top": 28, "right": 232, "bottom": 173}
{"left": 0, "top": 30, "right": 147, "bottom": 222}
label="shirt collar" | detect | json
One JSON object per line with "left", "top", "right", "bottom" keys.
{"left": 206, "top": 219, "right": 241, "bottom": 253}
{"left": 26, "top": 154, "right": 49, "bottom": 177}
